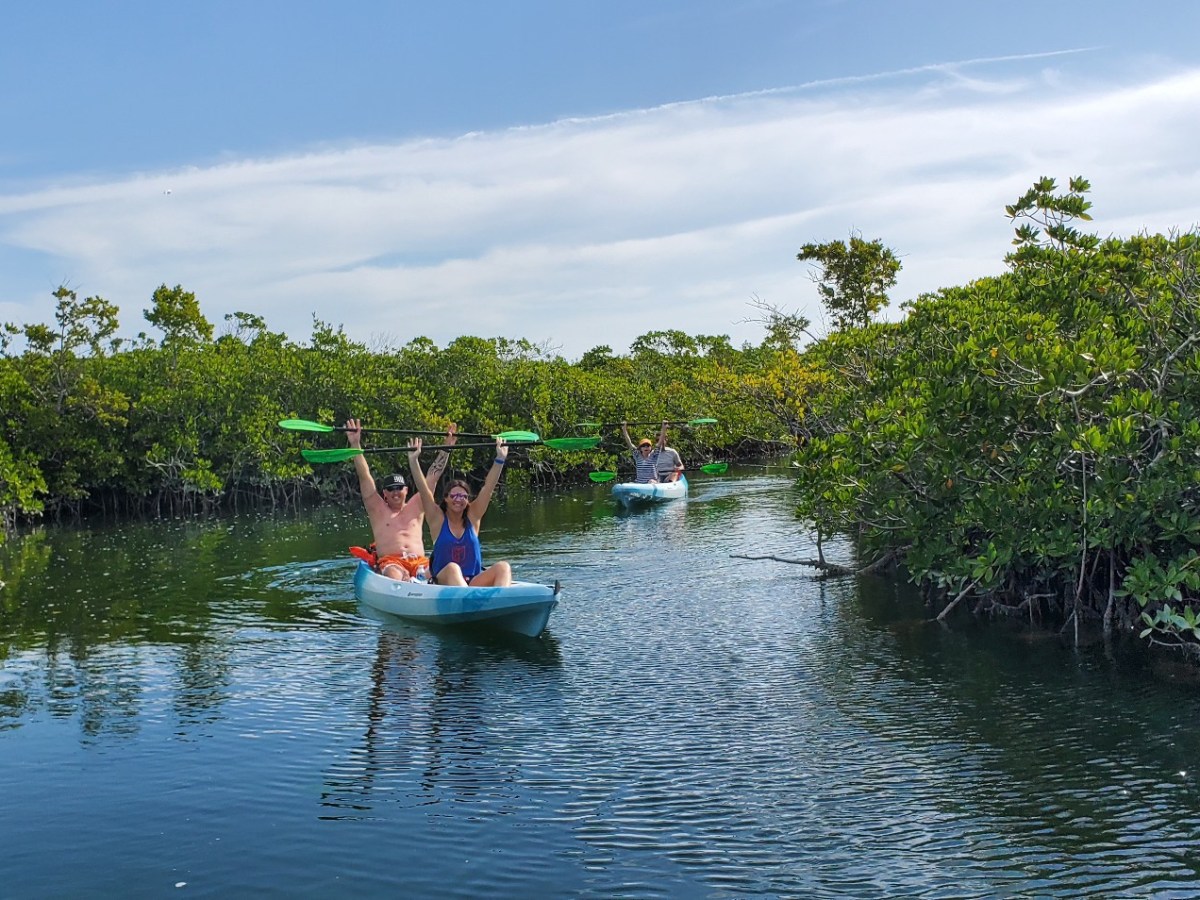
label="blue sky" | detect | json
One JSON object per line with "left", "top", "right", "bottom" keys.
{"left": 3, "top": 0, "right": 1199, "bottom": 357}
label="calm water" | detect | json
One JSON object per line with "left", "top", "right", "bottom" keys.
{"left": 3, "top": 472, "right": 1200, "bottom": 898}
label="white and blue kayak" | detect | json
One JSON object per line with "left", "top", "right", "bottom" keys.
{"left": 353, "top": 561, "right": 560, "bottom": 638}
{"left": 612, "top": 474, "right": 688, "bottom": 506}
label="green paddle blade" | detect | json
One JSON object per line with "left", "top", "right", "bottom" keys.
{"left": 700, "top": 462, "right": 729, "bottom": 474}
{"left": 281, "top": 418, "right": 524, "bottom": 438}
{"left": 542, "top": 436, "right": 603, "bottom": 451}
{"left": 302, "top": 447, "right": 364, "bottom": 463}
{"left": 280, "top": 418, "right": 338, "bottom": 433}
{"left": 688, "top": 418, "right": 718, "bottom": 426}
{"left": 303, "top": 442, "right": 497, "bottom": 463}
{"left": 302, "top": 438, "right": 595, "bottom": 463}
{"left": 496, "top": 430, "right": 541, "bottom": 442}
{"left": 589, "top": 471, "right": 618, "bottom": 483}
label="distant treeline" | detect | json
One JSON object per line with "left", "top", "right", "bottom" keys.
{"left": 4, "top": 176, "right": 1200, "bottom": 653}
{"left": 0, "top": 288, "right": 794, "bottom": 530}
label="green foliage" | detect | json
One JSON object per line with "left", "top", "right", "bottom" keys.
{"left": 789, "top": 176, "right": 1200, "bottom": 649}
{"left": 0, "top": 435, "right": 46, "bottom": 539}
{"left": 1006, "top": 175, "right": 1099, "bottom": 260}
{"left": 0, "top": 285, "right": 793, "bottom": 536}
{"left": 144, "top": 284, "right": 213, "bottom": 346}
{"left": 578, "top": 345, "right": 614, "bottom": 371}
{"left": 797, "top": 234, "right": 900, "bottom": 331}
{"left": 24, "top": 286, "right": 122, "bottom": 357}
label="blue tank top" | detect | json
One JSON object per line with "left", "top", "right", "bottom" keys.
{"left": 430, "top": 516, "right": 483, "bottom": 581}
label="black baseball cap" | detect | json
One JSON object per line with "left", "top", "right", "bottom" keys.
{"left": 378, "top": 473, "right": 407, "bottom": 492}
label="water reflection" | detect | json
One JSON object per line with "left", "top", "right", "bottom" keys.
{"left": 0, "top": 509, "right": 362, "bottom": 735}
{"left": 808, "top": 576, "right": 1200, "bottom": 893}
{"left": 6, "top": 476, "right": 1200, "bottom": 897}
{"left": 171, "top": 639, "right": 234, "bottom": 733}
{"left": 321, "top": 615, "right": 563, "bottom": 819}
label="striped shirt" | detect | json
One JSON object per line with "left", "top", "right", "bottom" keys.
{"left": 633, "top": 449, "right": 661, "bottom": 483}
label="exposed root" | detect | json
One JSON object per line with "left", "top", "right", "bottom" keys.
{"left": 730, "top": 550, "right": 898, "bottom": 578}
{"left": 730, "top": 552, "right": 855, "bottom": 575}
{"left": 936, "top": 578, "right": 979, "bottom": 623}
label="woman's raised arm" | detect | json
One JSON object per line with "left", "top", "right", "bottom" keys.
{"left": 406, "top": 438, "right": 445, "bottom": 535}
{"left": 468, "top": 438, "right": 509, "bottom": 528}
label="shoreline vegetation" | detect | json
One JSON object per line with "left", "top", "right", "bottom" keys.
{"left": 3, "top": 177, "right": 1200, "bottom": 657}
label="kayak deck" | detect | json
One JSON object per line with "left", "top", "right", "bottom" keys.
{"left": 353, "top": 561, "right": 560, "bottom": 637}
{"left": 612, "top": 474, "right": 689, "bottom": 505}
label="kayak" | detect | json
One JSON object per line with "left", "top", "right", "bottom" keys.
{"left": 612, "top": 474, "right": 689, "bottom": 506}
{"left": 353, "top": 561, "right": 560, "bottom": 638}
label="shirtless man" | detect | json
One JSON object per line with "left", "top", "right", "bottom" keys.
{"left": 346, "top": 417, "right": 455, "bottom": 580}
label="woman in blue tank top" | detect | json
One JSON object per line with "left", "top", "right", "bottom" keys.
{"left": 407, "top": 435, "right": 514, "bottom": 587}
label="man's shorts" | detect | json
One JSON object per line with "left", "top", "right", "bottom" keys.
{"left": 376, "top": 554, "right": 430, "bottom": 579}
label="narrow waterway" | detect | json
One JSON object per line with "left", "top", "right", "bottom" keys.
{"left": 2, "top": 471, "right": 1199, "bottom": 898}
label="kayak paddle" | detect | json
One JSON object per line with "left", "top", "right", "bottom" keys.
{"left": 279, "top": 418, "right": 539, "bottom": 442}
{"left": 590, "top": 462, "right": 726, "bottom": 482}
{"left": 302, "top": 435, "right": 602, "bottom": 464}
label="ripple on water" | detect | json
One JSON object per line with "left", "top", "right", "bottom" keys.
{"left": 5, "top": 476, "right": 1200, "bottom": 897}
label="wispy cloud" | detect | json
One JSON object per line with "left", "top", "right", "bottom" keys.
{"left": 2, "top": 59, "right": 1198, "bottom": 357}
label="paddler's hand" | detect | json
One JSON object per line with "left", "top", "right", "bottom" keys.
{"left": 407, "top": 437, "right": 422, "bottom": 457}
{"left": 346, "top": 418, "right": 363, "bottom": 449}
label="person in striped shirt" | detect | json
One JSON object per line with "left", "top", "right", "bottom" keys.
{"left": 620, "top": 421, "right": 669, "bottom": 483}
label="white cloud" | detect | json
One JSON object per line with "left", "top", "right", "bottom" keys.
{"left": 2, "top": 61, "right": 1198, "bottom": 358}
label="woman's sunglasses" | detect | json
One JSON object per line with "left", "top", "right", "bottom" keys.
{"left": 447, "top": 492, "right": 470, "bottom": 501}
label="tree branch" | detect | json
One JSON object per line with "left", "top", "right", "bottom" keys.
{"left": 731, "top": 549, "right": 900, "bottom": 577}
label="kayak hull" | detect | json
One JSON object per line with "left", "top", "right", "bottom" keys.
{"left": 612, "top": 474, "right": 689, "bottom": 505}
{"left": 353, "top": 561, "right": 559, "bottom": 638}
